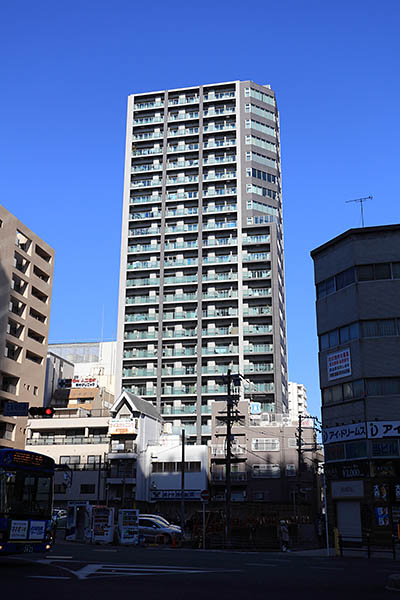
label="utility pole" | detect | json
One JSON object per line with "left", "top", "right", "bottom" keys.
{"left": 181, "top": 429, "right": 185, "bottom": 533}
{"left": 345, "top": 195, "right": 373, "bottom": 228}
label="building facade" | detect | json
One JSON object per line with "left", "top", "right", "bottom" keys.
{"left": 44, "top": 351, "right": 74, "bottom": 406}
{"left": 288, "top": 382, "right": 308, "bottom": 422}
{"left": 0, "top": 205, "right": 54, "bottom": 449}
{"left": 311, "top": 225, "right": 400, "bottom": 543}
{"left": 116, "top": 80, "right": 288, "bottom": 445}
{"left": 49, "top": 341, "right": 117, "bottom": 396}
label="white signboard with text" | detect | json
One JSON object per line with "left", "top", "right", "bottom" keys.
{"left": 367, "top": 421, "right": 400, "bottom": 439}
{"left": 327, "top": 348, "right": 351, "bottom": 381}
{"left": 322, "top": 423, "right": 367, "bottom": 445}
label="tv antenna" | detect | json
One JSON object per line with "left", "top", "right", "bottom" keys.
{"left": 345, "top": 195, "right": 373, "bottom": 228}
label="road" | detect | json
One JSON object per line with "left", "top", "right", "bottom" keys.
{"left": 0, "top": 539, "right": 398, "bottom": 599}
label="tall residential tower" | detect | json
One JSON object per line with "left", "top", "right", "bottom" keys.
{"left": 116, "top": 80, "right": 288, "bottom": 444}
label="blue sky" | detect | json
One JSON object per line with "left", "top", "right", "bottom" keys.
{"left": 1, "top": 0, "right": 399, "bottom": 417}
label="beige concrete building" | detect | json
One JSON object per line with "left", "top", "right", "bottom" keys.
{"left": 0, "top": 205, "right": 54, "bottom": 449}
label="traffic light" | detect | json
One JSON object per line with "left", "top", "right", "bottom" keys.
{"left": 28, "top": 406, "right": 55, "bottom": 418}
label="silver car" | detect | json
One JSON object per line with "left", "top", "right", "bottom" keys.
{"left": 138, "top": 516, "right": 182, "bottom": 544}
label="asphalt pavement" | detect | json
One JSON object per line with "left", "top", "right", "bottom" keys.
{"left": 1, "top": 538, "right": 399, "bottom": 599}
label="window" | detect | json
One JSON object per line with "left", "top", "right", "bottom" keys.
{"left": 26, "top": 350, "right": 43, "bottom": 365}
{"left": 286, "top": 464, "right": 297, "bottom": 477}
{"left": 362, "top": 319, "right": 397, "bottom": 337}
{"left": 357, "top": 264, "right": 374, "bottom": 281}
{"left": 288, "top": 438, "right": 298, "bottom": 448}
{"left": 87, "top": 455, "right": 101, "bottom": 465}
{"left": 54, "top": 484, "right": 67, "bottom": 494}
{"left": 29, "top": 307, "right": 46, "bottom": 323}
{"left": 366, "top": 378, "right": 400, "bottom": 396}
{"left": 80, "top": 484, "right": 96, "bottom": 494}
{"left": 31, "top": 287, "right": 48, "bottom": 304}
{"left": 252, "top": 438, "right": 280, "bottom": 451}
{"left": 35, "top": 245, "right": 51, "bottom": 263}
{"left": 371, "top": 440, "right": 399, "bottom": 457}
{"left": 28, "top": 329, "right": 45, "bottom": 344}
{"left": 252, "top": 464, "right": 280, "bottom": 478}
{"left": 336, "top": 268, "right": 355, "bottom": 290}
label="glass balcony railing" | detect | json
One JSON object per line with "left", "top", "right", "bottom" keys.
{"left": 244, "top": 383, "right": 275, "bottom": 393}
{"left": 244, "top": 253, "right": 271, "bottom": 262}
{"left": 126, "top": 278, "right": 160, "bottom": 287}
{"left": 128, "top": 244, "right": 160, "bottom": 253}
{"left": 202, "top": 385, "right": 226, "bottom": 394}
{"left": 203, "top": 238, "right": 237, "bottom": 247}
{"left": 164, "top": 259, "right": 198, "bottom": 268}
{"left": 202, "top": 291, "right": 238, "bottom": 300}
{"left": 131, "top": 164, "right": 162, "bottom": 173}
{"left": 166, "top": 191, "right": 198, "bottom": 200}
{"left": 165, "top": 225, "right": 198, "bottom": 234}
{"left": 125, "top": 314, "right": 158, "bottom": 322}
{"left": 126, "top": 388, "right": 157, "bottom": 397}
{"left": 244, "top": 364, "right": 274, "bottom": 373}
{"left": 162, "top": 330, "right": 197, "bottom": 338}
{"left": 125, "top": 296, "right": 159, "bottom": 305}
{"left": 128, "top": 228, "right": 161, "bottom": 236}
{"left": 203, "top": 155, "right": 236, "bottom": 165}
{"left": 204, "top": 123, "right": 235, "bottom": 133}
{"left": 244, "top": 344, "right": 274, "bottom": 353}
{"left": 134, "top": 116, "right": 163, "bottom": 125}
{"left": 162, "top": 387, "right": 196, "bottom": 395}
{"left": 204, "top": 91, "right": 235, "bottom": 101}
{"left": 123, "top": 369, "right": 157, "bottom": 377}
{"left": 202, "top": 346, "right": 239, "bottom": 355}
{"left": 243, "top": 235, "right": 271, "bottom": 245}
{"left": 163, "top": 312, "right": 197, "bottom": 320}
{"left": 202, "top": 328, "right": 236, "bottom": 337}
{"left": 202, "top": 367, "right": 238, "bottom": 375}
{"left": 166, "top": 176, "right": 199, "bottom": 185}
{"left": 201, "top": 425, "right": 212, "bottom": 435}
{"left": 243, "top": 325, "right": 273, "bottom": 335}
{"left": 201, "top": 405, "right": 212, "bottom": 414}
{"left": 124, "top": 331, "right": 158, "bottom": 340}
{"left": 203, "top": 108, "right": 235, "bottom": 117}
{"left": 162, "top": 368, "right": 196, "bottom": 376}
{"left": 134, "top": 101, "right": 164, "bottom": 110}
{"left": 165, "top": 241, "right": 198, "bottom": 250}
{"left": 202, "top": 308, "right": 238, "bottom": 317}
{"left": 203, "top": 139, "right": 236, "bottom": 149}
{"left": 243, "top": 307, "right": 272, "bottom": 316}
{"left": 167, "top": 159, "right": 199, "bottom": 169}
{"left": 130, "top": 195, "right": 162, "bottom": 204}
{"left": 203, "top": 205, "right": 237, "bottom": 214}
{"left": 243, "top": 288, "right": 272, "bottom": 298}
{"left": 172, "top": 425, "right": 197, "bottom": 435}
{"left": 129, "top": 212, "right": 161, "bottom": 221}
{"left": 168, "top": 96, "right": 199, "bottom": 106}
{"left": 164, "top": 294, "right": 197, "bottom": 303}
{"left": 202, "top": 256, "right": 236, "bottom": 265}
{"left": 168, "top": 112, "right": 199, "bottom": 121}
{"left": 132, "top": 147, "right": 163, "bottom": 157}
{"left": 243, "top": 271, "right": 272, "bottom": 280}
{"left": 165, "top": 209, "right": 198, "bottom": 218}
{"left": 167, "top": 143, "right": 199, "bottom": 152}
{"left": 168, "top": 128, "right": 199, "bottom": 137}
{"left": 133, "top": 132, "right": 163, "bottom": 141}
{"left": 127, "top": 262, "right": 160, "bottom": 270}
{"left": 203, "top": 222, "right": 237, "bottom": 231}
{"left": 203, "top": 188, "right": 237, "bottom": 197}
{"left": 164, "top": 275, "right": 198, "bottom": 285}
{"left": 131, "top": 179, "right": 162, "bottom": 188}
{"left": 202, "top": 273, "right": 237, "bottom": 282}
{"left": 162, "top": 405, "right": 197, "bottom": 415}
{"left": 162, "top": 348, "right": 197, "bottom": 357}
{"left": 124, "top": 350, "right": 158, "bottom": 358}
{"left": 203, "top": 172, "right": 236, "bottom": 181}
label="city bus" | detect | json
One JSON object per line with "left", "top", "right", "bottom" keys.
{"left": 0, "top": 448, "right": 55, "bottom": 555}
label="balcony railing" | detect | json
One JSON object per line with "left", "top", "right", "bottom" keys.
{"left": 164, "top": 294, "right": 197, "bottom": 302}
{"left": 243, "top": 326, "right": 273, "bottom": 335}
{"left": 125, "top": 296, "right": 160, "bottom": 306}
{"left": 132, "top": 147, "right": 163, "bottom": 156}
{"left": 162, "top": 387, "right": 196, "bottom": 395}
{"left": 168, "top": 96, "right": 199, "bottom": 106}
{"left": 130, "top": 195, "right": 162, "bottom": 205}
{"left": 27, "top": 436, "right": 109, "bottom": 446}
{"left": 203, "top": 139, "right": 236, "bottom": 149}
{"left": 126, "top": 278, "right": 160, "bottom": 287}
{"left": 162, "top": 405, "right": 196, "bottom": 415}
{"left": 124, "top": 331, "right": 158, "bottom": 340}
{"left": 162, "top": 330, "right": 197, "bottom": 338}
{"left": 134, "top": 101, "right": 164, "bottom": 110}
{"left": 123, "top": 369, "right": 157, "bottom": 377}
{"left": 203, "top": 155, "right": 236, "bottom": 165}
{"left": 124, "top": 350, "right": 158, "bottom": 359}
{"left": 244, "top": 344, "right": 273, "bottom": 353}
{"left": 162, "top": 368, "right": 196, "bottom": 376}
{"left": 202, "top": 347, "right": 239, "bottom": 355}
{"left": 164, "top": 276, "right": 198, "bottom": 285}
{"left": 125, "top": 314, "right": 158, "bottom": 322}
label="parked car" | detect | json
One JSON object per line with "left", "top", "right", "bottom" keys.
{"left": 138, "top": 516, "right": 183, "bottom": 544}
{"left": 140, "top": 514, "right": 182, "bottom": 533}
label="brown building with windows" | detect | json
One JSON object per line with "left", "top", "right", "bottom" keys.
{"left": 0, "top": 205, "right": 54, "bottom": 449}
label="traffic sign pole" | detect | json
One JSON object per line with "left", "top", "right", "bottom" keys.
{"left": 202, "top": 501, "right": 206, "bottom": 550}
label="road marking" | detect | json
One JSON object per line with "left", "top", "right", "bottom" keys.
{"left": 93, "top": 549, "right": 118, "bottom": 552}
{"left": 246, "top": 563, "right": 282, "bottom": 567}
{"left": 48, "top": 555, "right": 73, "bottom": 559}
{"left": 27, "top": 576, "right": 71, "bottom": 580}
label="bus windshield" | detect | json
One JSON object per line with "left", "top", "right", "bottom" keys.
{"left": 0, "top": 470, "right": 53, "bottom": 518}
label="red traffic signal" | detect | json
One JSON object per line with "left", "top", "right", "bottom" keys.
{"left": 28, "top": 406, "right": 55, "bottom": 418}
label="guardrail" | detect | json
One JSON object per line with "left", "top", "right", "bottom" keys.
{"left": 338, "top": 533, "right": 398, "bottom": 560}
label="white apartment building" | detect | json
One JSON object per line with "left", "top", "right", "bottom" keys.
{"left": 116, "top": 80, "right": 288, "bottom": 445}
{"left": 288, "top": 382, "right": 308, "bottom": 422}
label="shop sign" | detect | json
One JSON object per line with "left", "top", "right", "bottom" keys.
{"left": 327, "top": 348, "right": 351, "bottom": 381}
{"left": 331, "top": 480, "right": 364, "bottom": 498}
{"left": 325, "top": 461, "right": 369, "bottom": 480}
{"left": 375, "top": 506, "right": 390, "bottom": 527}
{"left": 59, "top": 376, "right": 98, "bottom": 389}
{"left": 322, "top": 423, "right": 366, "bottom": 445}
{"left": 368, "top": 421, "right": 400, "bottom": 439}
{"left": 150, "top": 489, "right": 201, "bottom": 501}
{"left": 109, "top": 418, "right": 137, "bottom": 435}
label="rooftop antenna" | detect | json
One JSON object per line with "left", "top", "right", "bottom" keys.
{"left": 345, "top": 195, "right": 373, "bottom": 228}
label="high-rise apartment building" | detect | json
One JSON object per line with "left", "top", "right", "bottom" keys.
{"left": 0, "top": 205, "right": 54, "bottom": 449}
{"left": 116, "top": 81, "right": 288, "bottom": 444}
{"left": 288, "top": 382, "right": 308, "bottom": 422}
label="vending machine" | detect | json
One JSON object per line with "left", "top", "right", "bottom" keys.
{"left": 65, "top": 502, "right": 91, "bottom": 542}
{"left": 91, "top": 506, "right": 115, "bottom": 544}
{"left": 117, "top": 509, "right": 140, "bottom": 545}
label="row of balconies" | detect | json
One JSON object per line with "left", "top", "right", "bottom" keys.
{"left": 132, "top": 123, "right": 236, "bottom": 141}
{"left": 122, "top": 363, "right": 273, "bottom": 378}
{"left": 126, "top": 270, "right": 271, "bottom": 287}
{"left": 133, "top": 139, "right": 236, "bottom": 155}
{"left": 126, "top": 255, "right": 270, "bottom": 271}
{"left": 127, "top": 237, "right": 268, "bottom": 253}
{"left": 123, "top": 344, "right": 273, "bottom": 359}
{"left": 133, "top": 91, "right": 235, "bottom": 112}
{"left": 125, "top": 306, "right": 271, "bottom": 322}
{"left": 123, "top": 382, "right": 274, "bottom": 396}
{"left": 124, "top": 325, "right": 272, "bottom": 341}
